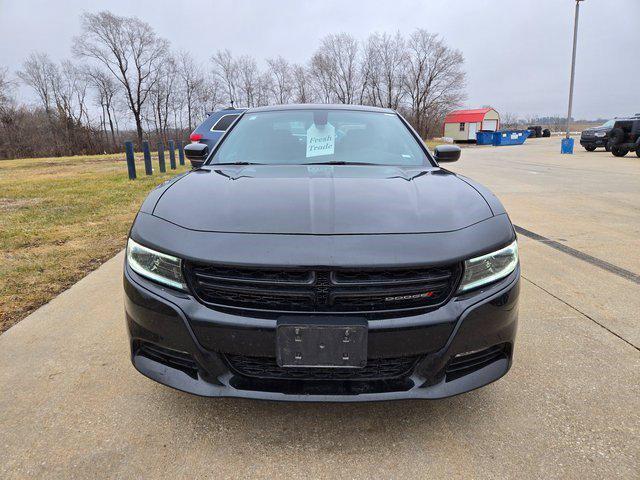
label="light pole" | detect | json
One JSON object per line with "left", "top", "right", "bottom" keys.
{"left": 562, "top": 0, "right": 584, "bottom": 154}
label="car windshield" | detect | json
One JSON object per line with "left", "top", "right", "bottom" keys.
{"left": 208, "top": 109, "right": 430, "bottom": 166}
{"left": 601, "top": 120, "right": 615, "bottom": 128}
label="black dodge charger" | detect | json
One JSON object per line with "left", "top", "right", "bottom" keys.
{"left": 124, "top": 104, "right": 520, "bottom": 402}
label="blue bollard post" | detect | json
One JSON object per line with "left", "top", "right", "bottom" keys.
{"left": 125, "top": 141, "right": 136, "bottom": 180}
{"left": 142, "top": 140, "right": 153, "bottom": 175}
{"left": 157, "top": 143, "right": 166, "bottom": 173}
{"left": 177, "top": 141, "right": 185, "bottom": 166}
{"left": 168, "top": 140, "right": 176, "bottom": 170}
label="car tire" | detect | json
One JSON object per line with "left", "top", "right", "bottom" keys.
{"left": 584, "top": 144, "right": 597, "bottom": 152}
{"left": 611, "top": 146, "right": 629, "bottom": 157}
{"left": 636, "top": 148, "right": 640, "bottom": 158}
{"left": 608, "top": 128, "right": 625, "bottom": 145}
{"left": 605, "top": 143, "right": 611, "bottom": 152}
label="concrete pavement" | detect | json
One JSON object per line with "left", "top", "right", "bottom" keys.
{"left": 450, "top": 137, "right": 640, "bottom": 274}
{"left": 1, "top": 138, "right": 638, "bottom": 479}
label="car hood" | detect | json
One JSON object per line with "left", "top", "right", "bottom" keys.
{"left": 151, "top": 165, "right": 494, "bottom": 234}
{"left": 584, "top": 125, "right": 610, "bottom": 135}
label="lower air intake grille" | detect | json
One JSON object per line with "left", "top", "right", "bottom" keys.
{"left": 225, "top": 354, "right": 420, "bottom": 381}
{"left": 446, "top": 344, "right": 507, "bottom": 381}
{"left": 136, "top": 342, "right": 199, "bottom": 379}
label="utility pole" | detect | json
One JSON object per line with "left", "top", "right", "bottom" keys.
{"left": 563, "top": 0, "right": 584, "bottom": 152}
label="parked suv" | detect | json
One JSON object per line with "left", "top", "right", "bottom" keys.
{"left": 607, "top": 116, "right": 640, "bottom": 157}
{"left": 580, "top": 119, "right": 615, "bottom": 151}
{"left": 189, "top": 107, "right": 246, "bottom": 151}
{"left": 125, "top": 105, "right": 520, "bottom": 402}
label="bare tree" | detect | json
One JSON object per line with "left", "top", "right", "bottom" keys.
{"left": 169, "top": 83, "right": 187, "bottom": 134}
{"left": 6, "top": 20, "right": 473, "bottom": 159}
{"left": 211, "top": 49, "right": 238, "bottom": 107}
{"left": 309, "top": 53, "right": 333, "bottom": 103}
{"left": 359, "top": 36, "right": 381, "bottom": 106}
{"left": 84, "top": 67, "right": 119, "bottom": 149}
{"left": 177, "top": 51, "right": 205, "bottom": 131}
{"left": 147, "top": 54, "right": 177, "bottom": 143}
{"left": 374, "top": 32, "right": 407, "bottom": 109}
{"left": 403, "top": 30, "right": 466, "bottom": 137}
{"left": 0, "top": 67, "right": 15, "bottom": 110}
{"left": 73, "top": 11, "right": 169, "bottom": 145}
{"left": 199, "top": 74, "right": 223, "bottom": 115}
{"left": 311, "top": 33, "right": 360, "bottom": 104}
{"left": 500, "top": 112, "right": 519, "bottom": 130}
{"left": 0, "top": 67, "right": 19, "bottom": 158}
{"left": 291, "top": 64, "right": 312, "bottom": 103}
{"left": 19, "top": 55, "right": 92, "bottom": 151}
{"left": 236, "top": 55, "right": 260, "bottom": 107}
{"left": 255, "top": 71, "right": 273, "bottom": 107}
{"left": 17, "top": 52, "right": 56, "bottom": 115}
{"left": 311, "top": 37, "right": 335, "bottom": 103}
{"left": 54, "top": 61, "right": 90, "bottom": 126}
{"left": 15, "top": 55, "right": 99, "bottom": 156}
{"left": 267, "top": 56, "right": 292, "bottom": 104}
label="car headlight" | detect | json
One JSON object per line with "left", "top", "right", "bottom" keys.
{"left": 458, "top": 240, "right": 518, "bottom": 293}
{"left": 595, "top": 132, "right": 606, "bottom": 137}
{"left": 126, "top": 238, "right": 186, "bottom": 290}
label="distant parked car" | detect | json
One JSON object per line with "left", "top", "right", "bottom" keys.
{"left": 189, "top": 107, "right": 246, "bottom": 151}
{"left": 525, "top": 126, "right": 550, "bottom": 138}
{"left": 527, "top": 125, "right": 543, "bottom": 138}
{"left": 580, "top": 119, "right": 615, "bottom": 152}
{"left": 607, "top": 117, "right": 640, "bottom": 157}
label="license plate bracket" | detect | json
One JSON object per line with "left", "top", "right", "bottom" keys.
{"left": 276, "top": 317, "right": 367, "bottom": 368}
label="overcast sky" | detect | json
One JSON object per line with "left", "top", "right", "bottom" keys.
{"left": 1, "top": 0, "right": 638, "bottom": 120}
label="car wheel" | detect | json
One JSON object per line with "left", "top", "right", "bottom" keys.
{"left": 636, "top": 149, "right": 640, "bottom": 158}
{"left": 605, "top": 143, "right": 611, "bottom": 152}
{"left": 611, "top": 146, "right": 629, "bottom": 157}
{"left": 584, "top": 144, "right": 597, "bottom": 152}
{"left": 608, "top": 128, "right": 625, "bottom": 145}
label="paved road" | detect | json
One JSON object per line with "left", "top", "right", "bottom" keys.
{"left": 1, "top": 138, "right": 638, "bottom": 479}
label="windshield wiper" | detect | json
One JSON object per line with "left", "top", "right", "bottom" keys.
{"left": 304, "top": 161, "right": 378, "bottom": 166}
{"left": 213, "top": 161, "right": 264, "bottom": 165}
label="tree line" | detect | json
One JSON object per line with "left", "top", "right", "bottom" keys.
{"left": 0, "top": 10, "right": 466, "bottom": 160}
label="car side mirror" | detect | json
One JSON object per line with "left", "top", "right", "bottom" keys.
{"left": 184, "top": 143, "right": 209, "bottom": 168}
{"left": 434, "top": 144, "right": 461, "bottom": 163}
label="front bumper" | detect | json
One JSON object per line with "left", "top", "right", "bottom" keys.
{"left": 124, "top": 262, "right": 519, "bottom": 402}
{"left": 580, "top": 136, "right": 608, "bottom": 147}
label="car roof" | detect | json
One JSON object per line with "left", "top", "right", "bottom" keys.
{"left": 245, "top": 104, "right": 396, "bottom": 114}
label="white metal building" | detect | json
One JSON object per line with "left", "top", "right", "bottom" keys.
{"left": 443, "top": 108, "right": 500, "bottom": 142}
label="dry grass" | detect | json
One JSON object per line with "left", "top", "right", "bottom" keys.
{"left": 0, "top": 152, "right": 189, "bottom": 334}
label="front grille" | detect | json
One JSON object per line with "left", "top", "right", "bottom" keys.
{"left": 445, "top": 344, "right": 507, "bottom": 381}
{"left": 225, "top": 354, "right": 420, "bottom": 381}
{"left": 184, "top": 263, "right": 460, "bottom": 314}
{"left": 136, "top": 342, "right": 199, "bottom": 379}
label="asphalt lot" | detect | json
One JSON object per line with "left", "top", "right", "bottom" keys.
{"left": 1, "top": 137, "right": 638, "bottom": 479}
